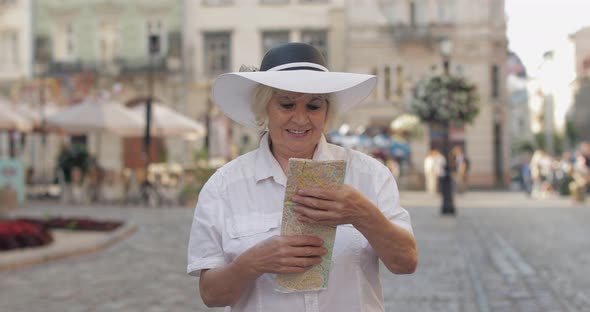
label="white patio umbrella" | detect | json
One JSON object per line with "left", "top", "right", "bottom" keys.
{"left": 46, "top": 98, "right": 145, "bottom": 168}
{"left": 0, "top": 102, "right": 33, "bottom": 132}
{"left": 15, "top": 102, "right": 62, "bottom": 129}
{"left": 46, "top": 98, "right": 144, "bottom": 136}
{"left": 13, "top": 103, "right": 62, "bottom": 182}
{"left": 131, "top": 102, "right": 205, "bottom": 139}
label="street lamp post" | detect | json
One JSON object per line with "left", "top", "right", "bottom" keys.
{"left": 144, "top": 35, "right": 160, "bottom": 182}
{"left": 439, "top": 38, "right": 455, "bottom": 215}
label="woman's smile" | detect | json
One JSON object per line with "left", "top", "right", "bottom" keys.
{"left": 285, "top": 128, "right": 311, "bottom": 138}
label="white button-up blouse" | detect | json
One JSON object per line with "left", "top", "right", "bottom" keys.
{"left": 187, "top": 133, "right": 414, "bottom": 312}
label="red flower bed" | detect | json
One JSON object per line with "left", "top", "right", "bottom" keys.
{"left": 43, "top": 217, "right": 122, "bottom": 231}
{"left": 0, "top": 217, "right": 123, "bottom": 251}
{"left": 0, "top": 221, "right": 53, "bottom": 251}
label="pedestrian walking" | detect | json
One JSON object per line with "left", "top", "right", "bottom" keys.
{"left": 424, "top": 149, "right": 445, "bottom": 194}
{"left": 451, "top": 146, "right": 470, "bottom": 193}
{"left": 519, "top": 155, "right": 533, "bottom": 196}
{"left": 570, "top": 142, "right": 590, "bottom": 202}
{"left": 187, "top": 42, "right": 417, "bottom": 311}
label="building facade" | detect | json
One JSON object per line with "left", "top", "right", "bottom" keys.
{"left": 27, "top": 0, "right": 186, "bottom": 172}
{"left": 183, "top": 0, "right": 347, "bottom": 160}
{"left": 0, "top": 0, "right": 33, "bottom": 173}
{"left": 343, "top": 0, "right": 509, "bottom": 187}
{"left": 0, "top": 0, "right": 32, "bottom": 84}
{"left": 569, "top": 27, "right": 590, "bottom": 143}
{"left": 184, "top": 0, "right": 509, "bottom": 187}
{"left": 506, "top": 51, "right": 532, "bottom": 158}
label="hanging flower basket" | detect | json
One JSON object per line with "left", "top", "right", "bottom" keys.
{"left": 390, "top": 113, "right": 423, "bottom": 139}
{"left": 410, "top": 75, "right": 480, "bottom": 124}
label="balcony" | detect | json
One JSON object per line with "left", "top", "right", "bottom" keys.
{"left": 44, "top": 57, "right": 181, "bottom": 76}
{"left": 391, "top": 23, "right": 454, "bottom": 45}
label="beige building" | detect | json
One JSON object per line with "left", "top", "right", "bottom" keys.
{"left": 569, "top": 27, "right": 590, "bottom": 142}
{"left": 9, "top": 0, "right": 187, "bottom": 180}
{"left": 343, "top": 0, "right": 509, "bottom": 187}
{"left": 0, "top": 0, "right": 32, "bottom": 82}
{"left": 0, "top": 0, "right": 33, "bottom": 162}
{"left": 183, "top": 0, "right": 347, "bottom": 157}
{"left": 571, "top": 27, "right": 590, "bottom": 78}
{"left": 184, "top": 0, "right": 509, "bottom": 187}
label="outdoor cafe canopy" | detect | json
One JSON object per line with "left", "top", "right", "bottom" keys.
{"left": 46, "top": 98, "right": 144, "bottom": 136}
{"left": 131, "top": 102, "right": 205, "bottom": 138}
{"left": 0, "top": 102, "right": 33, "bottom": 132}
{"left": 14, "top": 103, "right": 62, "bottom": 130}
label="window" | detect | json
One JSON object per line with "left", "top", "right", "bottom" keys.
{"left": 383, "top": 66, "right": 391, "bottom": 100}
{"left": 53, "top": 21, "right": 76, "bottom": 61}
{"left": 410, "top": 1, "right": 417, "bottom": 26}
{"left": 455, "top": 64, "right": 463, "bottom": 75}
{"left": 410, "top": 0, "right": 426, "bottom": 26}
{"left": 437, "top": 0, "right": 455, "bottom": 23}
{"left": 395, "top": 66, "right": 403, "bottom": 96}
{"left": 301, "top": 30, "right": 328, "bottom": 63}
{"left": 260, "top": 0, "right": 289, "bottom": 4}
{"left": 262, "top": 31, "right": 290, "bottom": 54}
{"left": 372, "top": 67, "right": 378, "bottom": 100}
{"left": 146, "top": 18, "right": 167, "bottom": 57}
{"left": 202, "top": 0, "right": 233, "bottom": 5}
{"left": 0, "top": 0, "right": 17, "bottom": 7}
{"left": 98, "top": 19, "right": 119, "bottom": 63}
{"left": 70, "top": 135, "right": 87, "bottom": 147}
{"left": 0, "top": 30, "right": 18, "bottom": 70}
{"left": 377, "top": 0, "right": 396, "bottom": 23}
{"left": 204, "top": 32, "right": 231, "bottom": 77}
{"left": 491, "top": 64, "right": 500, "bottom": 99}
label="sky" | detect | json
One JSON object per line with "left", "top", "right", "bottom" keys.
{"left": 505, "top": 0, "right": 590, "bottom": 77}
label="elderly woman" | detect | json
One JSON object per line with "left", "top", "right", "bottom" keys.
{"left": 187, "top": 42, "right": 417, "bottom": 312}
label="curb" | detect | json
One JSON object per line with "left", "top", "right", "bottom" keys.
{"left": 0, "top": 222, "right": 138, "bottom": 272}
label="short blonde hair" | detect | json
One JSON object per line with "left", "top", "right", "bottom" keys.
{"left": 251, "top": 84, "right": 336, "bottom": 134}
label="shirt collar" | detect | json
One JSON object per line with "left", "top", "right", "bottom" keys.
{"left": 254, "top": 132, "right": 335, "bottom": 185}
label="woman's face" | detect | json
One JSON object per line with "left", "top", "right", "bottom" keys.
{"left": 266, "top": 90, "right": 328, "bottom": 159}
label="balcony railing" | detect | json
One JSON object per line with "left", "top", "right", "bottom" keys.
{"left": 391, "top": 23, "right": 454, "bottom": 45}
{"left": 44, "top": 57, "right": 181, "bottom": 76}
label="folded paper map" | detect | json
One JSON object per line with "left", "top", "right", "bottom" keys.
{"left": 275, "top": 158, "right": 347, "bottom": 292}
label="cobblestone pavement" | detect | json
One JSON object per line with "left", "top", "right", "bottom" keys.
{"left": 1, "top": 191, "right": 589, "bottom": 312}
{"left": 384, "top": 191, "right": 590, "bottom": 312}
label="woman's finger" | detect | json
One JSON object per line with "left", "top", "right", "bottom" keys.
{"left": 294, "top": 205, "right": 340, "bottom": 223}
{"left": 280, "top": 255, "right": 324, "bottom": 268}
{"left": 291, "top": 195, "right": 333, "bottom": 210}
{"left": 281, "top": 235, "right": 324, "bottom": 247}
{"left": 297, "top": 187, "right": 335, "bottom": 200}
{"left": 297, "top": 214, "right": 340, "bottom": 226}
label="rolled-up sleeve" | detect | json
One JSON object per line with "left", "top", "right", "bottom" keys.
{"left": 377, "top": 173, "right": 414, "bottom": 236}
{"left": 187, "top": 173, "right": 227, "bottom": 277}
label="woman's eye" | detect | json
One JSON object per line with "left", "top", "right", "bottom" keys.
{"left": 279, "top": 103, "right": 294, "bottom": 109}
{"left": 306, "top": 104, "right": 321, "bottom": 111}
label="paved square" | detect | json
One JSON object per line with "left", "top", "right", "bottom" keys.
{"left": 1, "top": 192, "right": 589, "bottom": 312}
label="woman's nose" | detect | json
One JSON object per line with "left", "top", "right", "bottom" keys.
{"left": 292, "top": 107, "right": 309, "bottom": 124}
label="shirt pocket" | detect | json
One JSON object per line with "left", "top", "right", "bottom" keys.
{"left": 225, "top": 213, "right": 281, "bottom": 258}
{"left": 332, "top": 224, "right": 365, "bottom": 265}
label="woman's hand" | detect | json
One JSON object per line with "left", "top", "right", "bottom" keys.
{"left": 291, "top": 185, "right": 418, "bottom": 275}
{"left": 238, "top": 235, "right": 327, "bottom": 276}
{"left": 200, "top": 235, "right": 325, "bottom": 308}
{"left": 290, "top": 185, "right": 371, "bottom": 227}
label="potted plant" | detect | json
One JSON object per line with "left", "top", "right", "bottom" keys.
{"left": 57, "top": 144, "right": 92, "bottom": 183}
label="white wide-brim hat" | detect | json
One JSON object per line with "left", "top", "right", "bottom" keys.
{"left": 211, "top": 42, "right": 377, "bottom": 128}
